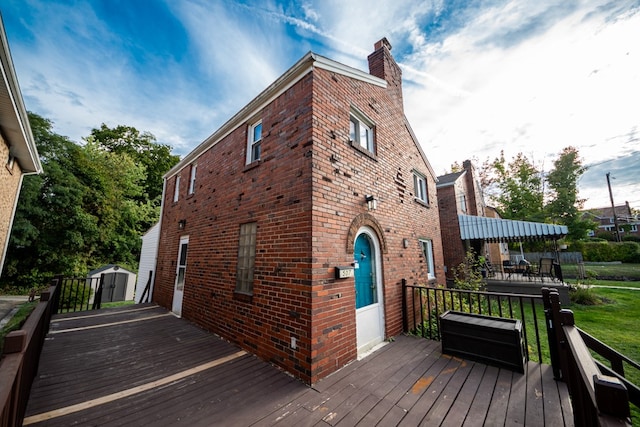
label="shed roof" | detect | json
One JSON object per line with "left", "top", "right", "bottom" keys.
{"left": 458, "top": 214, "right": 568, "bottom": 243}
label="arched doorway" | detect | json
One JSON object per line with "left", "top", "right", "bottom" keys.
{"left": 354, "top": 227, "right": 385, "bottom": 355}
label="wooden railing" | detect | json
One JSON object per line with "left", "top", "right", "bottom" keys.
{"left": 0, "top": 280, "right": 59, "bottom": 427}
{"left": 401, "top": 279, "right": 546, "bottom": 362}
{"left": 543, "top": 288, "right": 633, "bottom": 426}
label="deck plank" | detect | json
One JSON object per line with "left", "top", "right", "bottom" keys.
{"left": 23, "top": 304, "right": 573, "bottom": 427}
{"left": 525, "top": 361, "right": 545, "bottom": 427}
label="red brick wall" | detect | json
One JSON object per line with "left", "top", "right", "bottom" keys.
{"left": 437, "top": 184, "right": 466, "bottom": 279}
{"left": 155, "top": 48, "right": 444, "bottom": 384}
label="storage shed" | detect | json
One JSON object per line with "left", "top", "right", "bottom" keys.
{"left": 87, "top": 264, "right": 136, "bottom": 303}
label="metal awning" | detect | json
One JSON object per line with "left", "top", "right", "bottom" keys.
{"left": 458, "top": 214, "right": 568, "bottom": 243}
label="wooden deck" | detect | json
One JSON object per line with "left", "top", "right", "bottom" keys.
{"left": 24, "top": 304, "right": 573, "bottom": 426}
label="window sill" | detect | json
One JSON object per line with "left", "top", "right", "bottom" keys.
{"left": 349, "top": 140, "right": 377, "bottom": 161}
{"left": 243, "top": 160, "right": 261, "bottom": 172}
{"left": 233, "top": 291, "right": 253, "bottom": 303}
{"left": 414, "top": 198, "right": 430, "bottom": 208}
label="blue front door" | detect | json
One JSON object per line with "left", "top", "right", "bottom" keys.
{"left": 355, "top": 233, "right": 376, "bottom": 309}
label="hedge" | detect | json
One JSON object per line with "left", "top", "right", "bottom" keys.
{"left": 571, "top": 241, "right": 640, "bottom": 263}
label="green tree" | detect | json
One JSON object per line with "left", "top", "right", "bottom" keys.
{"left": 3, "top": 114, "right": 100, "bottom": 285}
{"left": 545, "top": 147, "right": 596, "bottom": 240}
{"left": 87, "top": 124, "right": 179, "bottom": 203}
{"left": 1, "top": 113, "right": 178, "bottom": 289}
{"left": 489, "top": 151, "right": 544, "bottom": 222}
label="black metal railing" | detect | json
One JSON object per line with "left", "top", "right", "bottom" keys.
{"left": 402, "top": 279, "right": 546, "bottom": 363}
{"left": 54, "top": 275, "right": 104, "bottom": 314}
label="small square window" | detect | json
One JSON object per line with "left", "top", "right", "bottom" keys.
{"left": 413, "top": 172, "right": 428, "bottom": 204}
{"left": 246, "top": 120, "right": 262, "bottom": 164}
{"left": 349, "top": 111, "right": 374, "bottom": 153}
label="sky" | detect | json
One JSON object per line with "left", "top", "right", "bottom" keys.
{"left": 2, "top": 0, "right": 639, "bottom": 210}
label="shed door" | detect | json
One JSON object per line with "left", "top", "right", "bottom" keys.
{"left": 101, "top": 272, "right": 128, "bottom": 303}
{"left": 172, "top": 237, "right": 189, "bottom": 317}
{"left": 354, "top": 229, "right": 384, "bottom": 355}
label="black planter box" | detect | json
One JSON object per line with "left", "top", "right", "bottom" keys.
{"left": 440, "top": 311, "right": 526, "bottom": 373}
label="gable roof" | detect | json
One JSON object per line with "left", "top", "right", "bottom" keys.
{"left": 165, "top": 52, "right": 387, "bottom": 179}
{"left": 0, "top": 15, "right": 41, "bottom": 174}
{"left": 436, "top": 171, "right": 465, "bottom": 188}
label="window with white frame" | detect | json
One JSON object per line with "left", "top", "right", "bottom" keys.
{"left": 173, "top": 175, "right": 180, "bottom": 202}
{"left": 420, "top": 239, "right": 435, "bottom": 280}
{"left": 188, "top": 164, "right": 197, "bottom": 195}
{"left": 413, "top": 171, "right": 428, "bottom": 204}
{"left": 246, "top": 120, "right": 262, "bottom": 164}
{"left": 459, "top": 193, "right": 467, "bottom": 213}
{"left": 235, "top": 222, "right": 257, "bottom": 295}
{"left": 349, "top": 110, "right": 375, "bottom": 153}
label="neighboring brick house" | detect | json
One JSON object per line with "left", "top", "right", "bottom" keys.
{"left": 437, "top": 159, "right": 568, "bottom": 281}
{"left": 584, "top": 202, "right": 639, "bottom": 239}
{"left": 0, "top": 17, "right": 41, "bottom": 276}
{"left": 153, "top": 38, "right": 444, "bottom": 384}
{"left": 437, "top": 160, "right": 491, "bottom": 279}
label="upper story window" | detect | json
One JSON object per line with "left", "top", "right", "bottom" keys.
{"left": 459, "top": 193, "right": 467, "bottom": 213}
{"left": 173, "top": 175, "right": 181, "bottom": 202}
{"left": 246, "top": 120, "right": 262, "bottom": 164}
{"left": 349, "top": 110, "right": 375, "bottom": 153}
{"left": 413, "top": 171, "right": 428, "bottom": 205}
{"left": 188, "top": 164, "right": 197, "bottom": 195}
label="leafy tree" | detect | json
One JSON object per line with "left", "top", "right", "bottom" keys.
{"left": 489, "top": 151, "right": 544, "bottom": 222}
{"left": 545, "top": 146, "right": 595, "bottom": 240}
{"left": 87, "top": 124, "right": 179, "bottom": 203}
{"left": 1, "top": 113, "right": 178, "bottom": 289}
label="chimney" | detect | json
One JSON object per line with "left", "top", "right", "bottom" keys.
{"left": 368, "top": 38, "right": 403, "bottom": 109}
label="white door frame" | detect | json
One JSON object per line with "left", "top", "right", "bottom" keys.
{"left": 355, "top": 226, "right": 385, "bottom": 356}
{"left": 172, "top": 235, "right": 189, "bottom": 317}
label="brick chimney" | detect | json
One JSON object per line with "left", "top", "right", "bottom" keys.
{"left": 368, "top": 38, "right": 403, "bottom": 109}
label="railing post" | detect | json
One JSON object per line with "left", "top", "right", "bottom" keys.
{"left": 93, "top": 273, "right": 105, "bottom": 310}
{"left": 542, "top": 288, "right": 562, "bottom": 379}
{"left": 401, "top": 279, "right": 408, "bottom": 333}
{"left": 543, "top": 288, "right": 569, "bottom": 380}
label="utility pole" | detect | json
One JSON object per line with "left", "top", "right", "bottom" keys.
{"left": 606, "top": 172, "right": 622, "bottom": 242}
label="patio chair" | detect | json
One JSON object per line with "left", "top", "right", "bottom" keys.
{"left": 539, "top": 258, "right": 555, "bottom": 282}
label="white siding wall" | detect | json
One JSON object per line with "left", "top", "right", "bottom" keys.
{"left": 135, "top": 223, "right": 160, "bottom": 303}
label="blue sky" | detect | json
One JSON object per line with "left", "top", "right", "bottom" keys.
{"left": 2, "top": 0, "right": 639, "bottom": 209}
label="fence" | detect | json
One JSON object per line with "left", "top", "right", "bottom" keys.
{"left": 401, "top": 279, "right": 547, "bottom": 363}
{"left": 0, "top": 280, "right": 59, "bottom": 427}
{"left": 55, "top": 275, "right": 105, "bottom": 314}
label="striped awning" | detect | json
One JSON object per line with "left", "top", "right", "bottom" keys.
{"left": 458, "top": 214, "right": 568, "bottom": 243}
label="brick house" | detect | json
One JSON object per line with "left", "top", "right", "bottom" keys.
{"left": 584, "top": 201, "right": 639, "bottom": 239}
{"left": 436, "top": 160, "right": 565, "bottom": 280}
{"left": 0, "top": 17, "right": 41, "bottom": 276}
{"left": 153, "top": 39, "right": 444, "bottom": 384}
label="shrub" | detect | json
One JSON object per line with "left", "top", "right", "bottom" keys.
{"left": 569, "top": 285, "right": 602, "bottom": 305}
{"left": 572, "top": 241, "right": 640, "bottom": 263}
{"left": 452, "top": 249, "right": 485, "bottom": 291}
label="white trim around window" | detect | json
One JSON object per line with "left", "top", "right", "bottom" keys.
{"left": 246, "top": 120, "right": 262, "bottom": 164}
{"left": 413, "top": 171, "right": 428, "bottom": 205}
{"left": 188, "top": 164, "right": 197, "bottom": 195}
{"left": 173, "top": 175, "right": 181, "bottom": 202}
{"left": 349, "top": 109, "right": 375, "bottom": 153}
{"left": 419, "top": 239, "right": 435, "bottom": 280}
